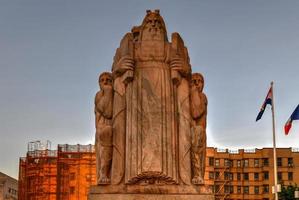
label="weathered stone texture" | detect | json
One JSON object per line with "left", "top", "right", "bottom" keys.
{"left": 91, "top": 9, "right": 213, "bottom": 200}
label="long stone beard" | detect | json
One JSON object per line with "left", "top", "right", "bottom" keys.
{"left": 142, "top": 27, "right": 165, "bottom": 41}
{"left": 98, "top": 85, "right": 113, "bottom": 119}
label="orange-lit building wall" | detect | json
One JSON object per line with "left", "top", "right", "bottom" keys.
{"left": 18, "top": 150, "right": 57, "bottom": 200}
{"left": 56, "top": 144, "right": 96, "bottom": 200}
{"left": 204, "top": 147, "right": 299, "bottom": 200}
{"left": 18, "top": 143, "right": 96, "bottom": 200}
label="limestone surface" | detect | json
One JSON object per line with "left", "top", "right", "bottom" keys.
{"left": 91, "top": 9, "right": 213, "bottom": 200}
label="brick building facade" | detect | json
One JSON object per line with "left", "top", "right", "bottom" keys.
{"left": 204, "top": 147, "right": 299, "bottom": 200}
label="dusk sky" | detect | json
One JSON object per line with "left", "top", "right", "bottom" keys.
{"left": 1, "top": 0, "right": 299, "bottom": 179}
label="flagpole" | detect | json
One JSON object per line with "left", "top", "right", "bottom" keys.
{"left": 271, "top": 81, "right": 278, "bottom": 200}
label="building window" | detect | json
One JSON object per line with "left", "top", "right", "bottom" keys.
{"left": 224, "top": 185, "right": 230, "bottom": 194}
{"left": 237, "top": 173, "right": 241, "bottom": 181}
{"left": 254, "top": 173, "right": 259, "bottom": 181}
{"left": 244, "top": 186, "right": 249, "bottom": 194}
{"left": 215, "top": 159, "right": 220, "bottom": 167}
{"left": 237, "top": 160, "right": 241, "bottom": 167}
{"left": 244, "top": 173, "right": 249, "bottom": 181}
{"left": 224, "top": 159, "right": 229, "bottom": 167}
{"left": 288, "top": 158, "right": 293, "bottom": 167}
{"left": 225, "top": 159, "right": 232, "bottom": 167}
{"left": 224, "top": 172, "right": 233, "bottom": 180}
{"left": 209, "top": 172, "right": 214, "bottom": 179}
{"left": 224, "top": 185, "right": 233, "bottom": 194}
{"left": 254, "top": 159, "right": 259, "bottom": 167}
{"left": 243, "top": 159, "right": 249, "bottom": 167}
{"left": 288, "top": 172, "right": 293, "bottom": 180}
{"left": 263, "top": 185, "right": 269, "bottom": 193}
{"left": 278, "top": 172, "right": 282, "bottom": 181}
{"left": 277, "top": 157, "right": 282, "bottom": 167}
{"left": 224, "top": 172, "right": 228, "bottom": 180}
{"left": 237, "top": 186, "right": 241, "bottom": 194}
{"left": 254, "top": 186, "right": 259, "bottom": 194}
{"left": 209, "top": 157, "right": 214, "bottom": 166}
{"left": 224, "top": 159, "right": 230, "bottom": 167}
{"left": 230, "top": 185, "right": 234, "bottom": 194}
{"left": 263, "top": 171, "right": 269, "bottom": 180}
{"left": 215, "top": 172, "right": 220, "bottom": 180}
{"left": 263, "top": 158, "right": 269, "bottom": 166}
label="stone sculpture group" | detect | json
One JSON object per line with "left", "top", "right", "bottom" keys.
{"left": 91, "top": 10, "right": 211, "bottom": 199}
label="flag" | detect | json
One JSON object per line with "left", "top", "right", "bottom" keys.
{"left": 256, "top": 86, "right": 273, "bottom": 121}
{"left": 284, "top": 104, "right": 299, "bottom": 135}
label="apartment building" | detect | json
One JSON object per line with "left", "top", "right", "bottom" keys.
{"left": 204, "top": 147, "right": 299, "bottom": 200}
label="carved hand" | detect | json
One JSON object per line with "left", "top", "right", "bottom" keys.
{"left": 115, "top": 55, "right": 135, "bottom": 75}
{"left": 170, "top": 57, "right": 184, "bottom": 71}
{"left": 170, "top": 57, "right": 184, "bottom": 85}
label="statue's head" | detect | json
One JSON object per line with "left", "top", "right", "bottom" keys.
{"left": 191, "top": 73, "right": 204, "bottom": 92}
{"left": 98, "top": 72, "right": 112, "bottom": 90}
{"left": 140, "top": 9, "right": 168, "bottom": 41}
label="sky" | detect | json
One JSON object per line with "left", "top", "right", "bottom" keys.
{"left": 1, "top": 0, "right": 299, "bottom": 179}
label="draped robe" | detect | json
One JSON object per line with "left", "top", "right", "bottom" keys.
{"left": 124, "top": 39, "right": 178, "bottom": 184}
{"left": 111, "top": 33, "right": 192, "bottom": 185}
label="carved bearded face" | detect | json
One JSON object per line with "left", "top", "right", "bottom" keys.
{"left": 99, "top": 73, "right": 112, "bottom": 90}
{"left": 191, "top": 73, "right": 204, "bottom": 92}
{"left": 142, "top": 13, "right": 166, "bottom": 41}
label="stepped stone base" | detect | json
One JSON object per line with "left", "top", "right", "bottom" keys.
{"left": 88, "top": 193, "right": 214, "bottom": 200}
{"left": 88, "top": 185, "right": 214, "bottom": 200}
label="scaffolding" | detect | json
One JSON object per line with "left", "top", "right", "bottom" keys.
{"left": 56, "top": 144, "right": 96, "bottom": 200}
{"left": 18, "top": 142, "right": 96, "bottom": 200}
{"left": 18, "top": 141, "right": 57, "bottom": 200}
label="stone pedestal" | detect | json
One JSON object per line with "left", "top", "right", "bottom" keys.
{"left": 89, "top": 193, "right": 214, "bottom": 200}
{"left": 88, "top": 185, "right": 214, "bottom": 200}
